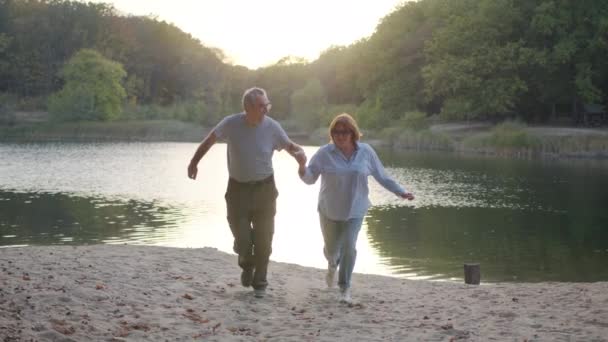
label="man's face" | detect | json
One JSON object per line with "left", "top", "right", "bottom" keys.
{"left": 250, "top": 94, "right": 271, "bottom": 120}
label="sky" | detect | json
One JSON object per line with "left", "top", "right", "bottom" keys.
{"left": 88, "top": 0, "right": 405, "bottom": 69}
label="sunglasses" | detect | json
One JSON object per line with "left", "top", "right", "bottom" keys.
{"left": 331, "top": 129, "right": 351, "bottom": 136}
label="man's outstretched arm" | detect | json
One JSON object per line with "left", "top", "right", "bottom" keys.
{"left": 187, "top": 131, "right": 217, "bottom": 180}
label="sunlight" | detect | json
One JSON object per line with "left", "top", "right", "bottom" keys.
{"left": 88, "top": 0, "right": 405, "bottom": 68}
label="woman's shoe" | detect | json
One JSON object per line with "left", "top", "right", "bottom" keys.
{"left": 326, "top": 266, "right": 337, "bottom": 288}
{"left": 253, "top": 288, "right": 266, "bottom": 298}
{"left": 339, "top": 288, "right": 352, "bottom": 304}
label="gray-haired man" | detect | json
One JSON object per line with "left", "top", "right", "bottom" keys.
{"left": 187, "top": 87, "right": 306, "bottom": 298}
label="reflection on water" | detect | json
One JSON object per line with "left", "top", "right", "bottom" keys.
{"left": 367, "top": 149, "right": 608, "bottom": 282}
{"left": 365, "top": 206, "right": 608, "bottom": 282}
{"left": 0, "top": 191, "right": 185, "bottom": 246}
{"left": 1, "top": 142, "right": 608, "bottom": 282}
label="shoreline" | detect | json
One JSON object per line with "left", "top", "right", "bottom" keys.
{"left": 2, "top": 120, "right": 608, "bottom": 161}
{"left": 2, "top": 245, "right": 607, "bottom": 341}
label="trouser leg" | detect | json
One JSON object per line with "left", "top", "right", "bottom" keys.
{"left": 337, "top": 217, "right": 363, "bottom": 290}
{"left": 319, "top": 214, "right": 341, "bottom": 268}
{"left": 250, "top": 181, "right": 277, "bottom": 290}
{"left": 250, "top": 210, "right": 274, "bottom": 290}
{"left": 225, "top": 181, "right": 254, "bottom": 271}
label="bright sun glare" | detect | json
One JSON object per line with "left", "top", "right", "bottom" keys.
{"left": 88, "top": 0, "right": 404, "bottom": 69}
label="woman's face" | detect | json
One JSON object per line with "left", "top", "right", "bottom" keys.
{"left": 331, "top": 123, "right": 354, "bottom": 149}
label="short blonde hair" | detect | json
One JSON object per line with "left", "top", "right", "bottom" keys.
{"left": 328, "top": 113, "right": 362, "bottom": 143}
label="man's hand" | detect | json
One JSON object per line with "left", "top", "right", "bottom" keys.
{"left": 294, "top": 150, "right": 307, "bottom": 166}
{"left": 187, "top": 131, "right": 216, "bottom": 181}
{"left": 400, "top": 192, "right": 414, "bottom": 201}
{"left": 187, "top": 162, "right": 198, "bottom": 180}
{"left": 298, "top": 163, "right": 306, "bottom": 177}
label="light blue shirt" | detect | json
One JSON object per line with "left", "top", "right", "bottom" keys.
{"left": 300, "top": 142, "right": 407, "bottom": 221}
{"left": 214, "top": 113, "right": 290, "bottom": 182}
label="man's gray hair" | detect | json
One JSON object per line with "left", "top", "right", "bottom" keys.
{"left": 242, "top": 87, "right": 267, "bottom": 110}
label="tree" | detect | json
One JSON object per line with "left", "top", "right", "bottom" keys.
{"left": 290, "top": 78, "right": 327, "bottom": 129}
{"left": 422, "top": 0, "right": 536, "bottom": 120}
{"left": 48, "top": 49, "right": 126, "bottom": 121}
{"left": 525, "top": 0, "right": 608, "bottom": 113}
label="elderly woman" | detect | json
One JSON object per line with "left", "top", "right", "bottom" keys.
{"left": 298, "top": 113, "right": 414, "bottom": 303}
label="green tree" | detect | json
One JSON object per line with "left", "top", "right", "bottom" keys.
{"left": 48, "top": 49, "right": 126, "bottom": 121}
{"left": 255, "top": 57, "right": 309, "bottom": 119}
{"left": 422, "top": 0, "right": 536, "bottom": 120}
{"left": 525, "top": 0, "right": 608, "bottom": 112}
{"left": 290, "top": 78, "right": 327, "bottom": 129}
{"left": 357, "top": 0, "right": 433, "bottom": 118}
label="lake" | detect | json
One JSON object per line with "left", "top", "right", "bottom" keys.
{"left": 1, "top": 142, "right": 607, "bottom": 282}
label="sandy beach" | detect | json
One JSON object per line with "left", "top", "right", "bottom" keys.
{"left": 1, "top": 245, "right": 607, "bottom": 341}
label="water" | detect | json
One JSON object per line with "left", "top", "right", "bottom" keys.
{"left": 1, "top": 142, "right": 607, "bottom": 282}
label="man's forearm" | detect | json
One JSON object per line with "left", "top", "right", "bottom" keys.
{"left": 286, "top": 142, "right": 304, "bottom": 156}
{"left": 190, "top": 132, "right": 216, "bottom": 165}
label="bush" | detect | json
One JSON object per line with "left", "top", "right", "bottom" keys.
{"left": 398, "top": 111, "right": 429, "bottom": 131}
{"left": 491, "top": 121, "right": 538, "bottom": 148}
{"left": 377, "top": 126, "right": 403, "bottom": 141}
{"left": 462, "top": 121, "right": 539, "bottom": 150}
{"left": 290, "top": 78, "right": 327, "bottom": 130}
{"left": 125, "top": 100, "right": 223, "bottom": 126}
{"left": 440, "top": 98, "right": 474, "bottom": 121}
{"left": 395, "top": 129, "right": 454, "bottom": 151}
{"left": 48, "top": 49, "right": 126, "bottom": 122}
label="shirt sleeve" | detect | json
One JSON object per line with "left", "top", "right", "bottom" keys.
{"left": 300, "top": 148, "right": 322, "bottom": 185}
{"left": 213, "top": 115, "right": 231, "bottom": 141}
{"left": 368, "top": 145, "right": 407, "bottom": 195}
{"left": 273, "top": 121, "right": 291, "bottom": 151}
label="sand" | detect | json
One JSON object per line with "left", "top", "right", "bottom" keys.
{"left": 1, "top": 245, "right": 607, "bottom": 341}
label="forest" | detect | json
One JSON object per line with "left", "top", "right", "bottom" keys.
{"left": 1, "top": 0, "right": 607, "bottom": 131}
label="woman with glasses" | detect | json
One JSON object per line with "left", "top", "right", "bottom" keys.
{"left": 298, "top": 113, "right": 414, "bottom": 304}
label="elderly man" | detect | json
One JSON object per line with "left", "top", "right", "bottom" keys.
{"left": 188, "top": 87, "right": 306, "bottom": 298}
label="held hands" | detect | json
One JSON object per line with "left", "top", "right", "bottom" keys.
{"left": 400, "top": 192, "right": 415, "bottom": 201}
{"left": 294, "top": 150, "right": 307, "bottom": 177}
{"left": 294, "top": 150, "right": 307, "bottom": 167}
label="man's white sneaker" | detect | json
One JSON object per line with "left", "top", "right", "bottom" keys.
{"left": 339, "top": 288, "right": 352, "bottom": 304}
{"left": 326, "top": 266, "right": 337, "bottom": 288}
{"left": 253, "top": 288, "right": 266, "bottom": 298}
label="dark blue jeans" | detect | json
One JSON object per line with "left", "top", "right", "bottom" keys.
{"left": 225, "top": 176, "right": 278, "bottom": 290}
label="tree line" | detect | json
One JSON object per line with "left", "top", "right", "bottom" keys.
{"left": 1, "top": 0, "right": 607, "bottom": 128}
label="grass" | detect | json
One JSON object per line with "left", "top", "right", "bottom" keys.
{"left": 377, "top": 127, "right": 454, "bottom": 151}
{"left": 2, "top": 117, "right": 607, "bottom": 159}
{"left": 0, "top": 120, "right": 207, "bottom": 142}
{"left": 460, "top": 121, "right": 608, "bottom": 158}
{"left": 534, "top": 135, "right": 608, "bottom": 158}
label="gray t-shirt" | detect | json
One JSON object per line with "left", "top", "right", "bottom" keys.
{"left": 214, "top": 113, "right": 291, "bottom": 182}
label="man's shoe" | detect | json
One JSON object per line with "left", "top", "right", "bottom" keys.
{"left": 325, "top": 266, "right": 337, "bottom": 288}
{"left": 241, "top": 269, "right": 253, "bottom": 288}
{"left": 253, "top": 288, "right": 266, "bottom": 298}
{"left": 339, "top": 288, "right": 352, "bottom": 304}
